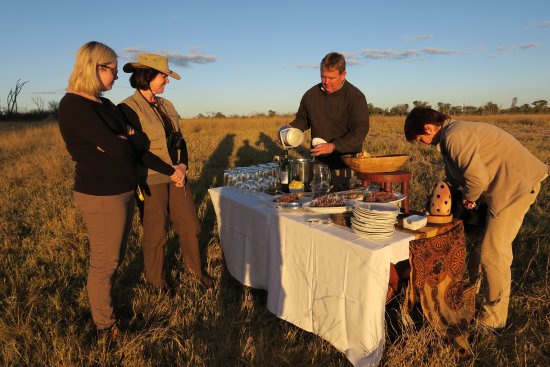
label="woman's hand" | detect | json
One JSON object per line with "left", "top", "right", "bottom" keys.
{"left": 170, "top": 165, "right": 185, "bottom": 187}
{"left": 171, "top": 164, "right": 188, "bottom": 188}
{"left": 463, "top": 199, "right": 477, "bottom": 210}
{"left": 173, "top": 164, "right": 187, "bottom": 187}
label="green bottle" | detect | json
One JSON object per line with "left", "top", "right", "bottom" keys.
{"left": 280, "top": 150, "right": 291, "bottom": 193}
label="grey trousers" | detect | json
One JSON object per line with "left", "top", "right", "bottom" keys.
{"left": 74, "top": 191, "right": 134, "bottom": 330}
{"left": 141, "top": 181, "right": 202, "bottom": 288}
{"left": 479, "top": 182, "right": 541, "bottom": 328}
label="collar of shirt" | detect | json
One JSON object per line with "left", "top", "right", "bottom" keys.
{"left": 320, "top": 79, "right": 346, "bottom": 94}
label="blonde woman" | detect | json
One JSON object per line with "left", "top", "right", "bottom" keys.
{"left": 118, "top": 54, "right": 212, "bottom": 289}
{"left": 58, "top": 41, "right": 149, "bottom": 342}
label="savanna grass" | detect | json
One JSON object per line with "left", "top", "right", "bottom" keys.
{"left": 1, "top": 115, "right": 548, "bottom": 366}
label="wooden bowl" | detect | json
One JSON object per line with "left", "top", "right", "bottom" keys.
{"left": 341, "top": 154, "right": 411, "bottom": 173}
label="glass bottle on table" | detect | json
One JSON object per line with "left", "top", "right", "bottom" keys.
{"left": 279, "top": 149, "right": 291, "bottom": 193}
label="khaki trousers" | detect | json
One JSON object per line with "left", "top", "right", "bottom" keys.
{"left": 479, "top": 182, "right": 541, "bottom": 328}
{"left": 74, "top": 191, "right": 135, "bottom": 330}
{"left": 141, "top": 181, "right": 202, "bottom": 288}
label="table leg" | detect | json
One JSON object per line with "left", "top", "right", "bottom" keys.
{"left": 401, "top": 180, "right": 410, "bottom": 213}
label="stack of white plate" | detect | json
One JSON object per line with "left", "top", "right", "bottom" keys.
{"left": 351, "top": 201, "right": 401, "bottom": 240}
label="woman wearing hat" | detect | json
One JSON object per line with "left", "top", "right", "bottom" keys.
{"left": 58, "top": 41, "right": 151, "bottom": 340}
{"left": 118, "top": 53, "right": 211, "bottom": 289}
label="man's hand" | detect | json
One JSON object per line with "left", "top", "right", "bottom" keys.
{"left": 310, "top": 143, "right": 335, "bottom": 156}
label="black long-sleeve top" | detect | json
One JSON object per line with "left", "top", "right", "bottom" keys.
{"left": 290, "top": 80, "right": 370, "bottom": 169}
{"left": 58, "top": 93, "right": 147, "bottom": 195}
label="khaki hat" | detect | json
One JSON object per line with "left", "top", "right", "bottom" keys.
{"left": 123, "top": 53, "right": 181, "bottom": 80}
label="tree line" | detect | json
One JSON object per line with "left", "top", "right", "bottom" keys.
{"left": 1, "top": 79, "right": 548, "bottom": 122}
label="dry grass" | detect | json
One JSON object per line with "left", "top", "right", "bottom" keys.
{"left": 0, "top": 115, "right": 548, "bottom": 366}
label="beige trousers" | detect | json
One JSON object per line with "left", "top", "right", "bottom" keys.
{"left": 479, "top": 182, "right": 541, "bottom": 328}
{"left": 141, "top": 180, "right": 202, "bottom": 288}
{"left": 74, "top": 191, "right": 135, "bottom": 330}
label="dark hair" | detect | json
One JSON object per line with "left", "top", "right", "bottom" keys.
{"left": 404, "top": 106, "right": 450, "bottom": 142}
{"left": 321, "top": 52, "right": 346, "bottom": 73}
{"left": 129, "top": 67, "right": 160, "bottom": 90}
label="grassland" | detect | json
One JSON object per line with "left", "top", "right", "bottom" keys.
{"left": 0, "top": 114, "right": 548, "bottom": 366}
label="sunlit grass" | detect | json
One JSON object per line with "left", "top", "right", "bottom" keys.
{"left": 1, "top": 115, "right": 548, "bottom": 366}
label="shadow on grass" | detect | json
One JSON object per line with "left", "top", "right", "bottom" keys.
{"left": 193, "top": 133, "right": 236, "bottom": 267}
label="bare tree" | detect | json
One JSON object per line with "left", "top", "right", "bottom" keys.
{"left": 32, "top": 96, "right": 45, "bottom": 112}
{"left": 6, "top": 79, "right": 29, "bottom": 115}
{"left": 48, "top": 100, "right": 59, "bottom": 116}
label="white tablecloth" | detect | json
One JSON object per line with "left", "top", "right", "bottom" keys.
{"left": 209, "top": 187, "right": 414, "bottom": 367}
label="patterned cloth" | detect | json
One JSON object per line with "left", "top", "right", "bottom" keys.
{"left": 405, "top": 220, "right": 476, "bottom": 352}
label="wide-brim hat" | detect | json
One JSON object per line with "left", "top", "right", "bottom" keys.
{"left": 123, "top": 53, "right": 181, "bottom": 80}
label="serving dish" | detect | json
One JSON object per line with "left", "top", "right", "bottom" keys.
{"left": 341, "top": 154, "right": 410, "bottom": 173}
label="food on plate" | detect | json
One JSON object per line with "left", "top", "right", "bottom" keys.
{"left": 355, "top": 150, "right": 372, "bottom": 158}
{"left": 309, "top": 193, "right": 346, "bottom": 207}
{"left": 289, "top": 180, "right": 304, "bottom": 189}
{"left": 273, "top": 193, "right": 300, "bottom": 203}
{"left": 363, "top": 191, "right": 398, "bottom": 203}
{"left": 338, "top": 190, "right": 363, "bottom": 200}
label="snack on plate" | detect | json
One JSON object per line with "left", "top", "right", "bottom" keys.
{"left": 363, "top": 191, "right": 398, "bottom": 203}
{"left": 289, "top": 180, "right": 305, "bottom": 192}
{"left": 273, "top": 193, "right": 299, "bottom": 203}
{"left": 338, "top": 189, "right": 364, "bottom": 200}
{"left": 355, "top": 151, "right": 372, "bottom": 158}
{"left": 309, "top": 193, "right": 346, "bottom": 207}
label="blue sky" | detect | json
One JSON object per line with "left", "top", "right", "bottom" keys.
{"left": 1, "top": 0, "right": 549, "bottom": 118}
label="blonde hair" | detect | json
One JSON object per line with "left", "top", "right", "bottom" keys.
{"left": 67, "top": 41, "right": 117, "bottom": 97}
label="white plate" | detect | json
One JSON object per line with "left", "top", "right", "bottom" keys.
{"left": 351, "top": 217, "right": 395, "bottom": 228}
{"left": 360, "top": 192, "right": 406, "bottom": 205}
{"left": 353, "top": 201, "right": 402, "bottom": 213}
{"left": 312, "top": 137, "right": 327, "bottom": 147}
{"left": 302, "top": 200, "right": 353, "bottom": 214}
{"left": 351, "top": 226, "right": 395, "bottom": 240}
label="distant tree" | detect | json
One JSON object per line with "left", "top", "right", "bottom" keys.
{"left": 6, "top": 79, "right": 29, "bottom": 115}
{"left": 412, "top": 100, "right": 430, "bottom": 108}
{"left": 519, "top": 104, "right": 531, "bottom": 114}
{"left": 268, "top": 110, "right": 276, "bottom": 117}
{"left": 462, "top": 105, "right": 479, "bottom": 115}
{"left": 368, "top": 103, "right": 385, "bottom": 115}
{"left": 449, "top": 106, "right": 463, "bottom": 115}
{"left": 482, "top": 101, "right": 499, "bottom": 115}
{"left": 48, "top": 100, "right": 59, "bottom": 117}
{"left": 532, "top": 100, "right": 548, "bottom": 113}
{"left": 213, "top": 112, "right": 226, "bottom": 119}
{"left": 437, "top": 102, "right": 451, "bottom": 115}
{"left": 390, "top": 103, "right": 409, "bottom": 116}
